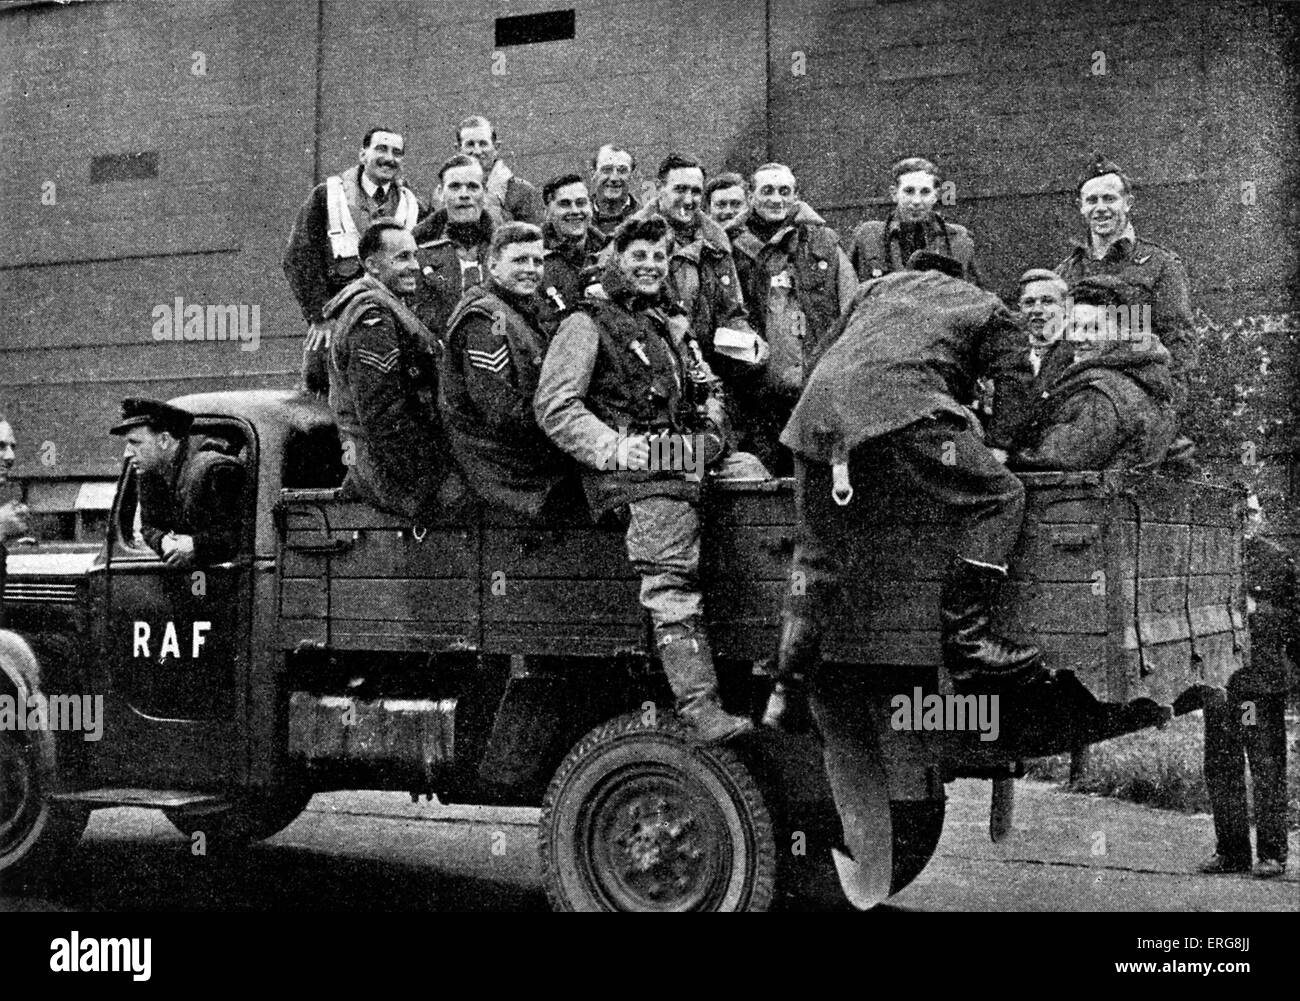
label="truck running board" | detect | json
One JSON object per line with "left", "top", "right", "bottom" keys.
{"left": 50, "top": 789, "right": 231, "bottom": 811}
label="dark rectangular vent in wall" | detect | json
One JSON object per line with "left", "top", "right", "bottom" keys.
{"left": 494, "top": 9, "right": 574, "bottom": 47}
{"left": 90, "top": 151, "right": 158, "bottom": 184}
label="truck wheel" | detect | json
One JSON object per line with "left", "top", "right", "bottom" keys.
{"left": 539, "top": 712, "right": 776, "bottom": 912}
{"left": 165, "top": 786, "right": 312, "bottom": 850}
{"left": 0, "top": 726, "right": 88, "bottom": 888}
{"left": 889, "top": 798, "right": 945, "bottom": 895}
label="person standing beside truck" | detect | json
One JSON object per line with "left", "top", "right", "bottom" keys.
{"left": 1199, "top": 492, "right": 1297, "bottom": 879}
{"left": 763, "top": 251, "right": 1045, "bottom": 732}
{"left": 535, "top": 215, "right": 754, "bottom": 744}
{"left": 109, "top": 399, "right": 245, "bottom": 568}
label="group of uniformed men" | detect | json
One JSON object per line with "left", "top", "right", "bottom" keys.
{"left": 0, "top": 111, "right": 1284, "bottom": 879}
{"left": 278, "top": 116, "right": 1204, "bottom": 747}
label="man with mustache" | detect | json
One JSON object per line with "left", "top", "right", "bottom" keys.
{"left": 0, "top": 416, "right": 31, "bottom": 621}
{"left": 535, "top": 215, "right": 754, "bottom": 744}
{"left": 109, "top": 399, "right": 245, "bottom": 568}
{"left": 846, "top": 156, "right": 981, "bottom": 285}
{"left": 538, "top": 173, "right": 608, "bottom": 329}
{"left": 454, "top": 114, "right": 543, "bottom": 226}
{"left": 284, "top": 127, "right": 427, "bottom": 396}
{"left": 326, "top": 220, "right": 455, "bottom": 520}
{"left": 441, "top": 222, "right": 573, "bottom": 519}
{"left": 726, "top": 162, "right": 858, "bottom": 472}
{"left": 588, "top": 144, "right": 640, "bottom": 237}
{"left": 412, "top": 154, "right": 496, "bottom": 343}
{"left": 1055, "top": 154, "right": 1195, "bottom": 411}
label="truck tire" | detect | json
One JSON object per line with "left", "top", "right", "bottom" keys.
{"left": 889, "top": 798, "right": 946, "bottom": 895}
{"left": 0, "top": 725, "right": 89, "bottom": 890}
{"left": 539, "top": 712, "right": 776, "bottom": 912}
{"left": 165, "top": 786, "right": 313, "bottom": 851}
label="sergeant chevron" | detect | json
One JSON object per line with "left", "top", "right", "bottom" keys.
{"left": 0, "top": 691, "right": 104, "bottom": 741}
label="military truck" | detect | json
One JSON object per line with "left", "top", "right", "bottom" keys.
{"left": 0, "top": 390, "right": 1247, "bottom": 911}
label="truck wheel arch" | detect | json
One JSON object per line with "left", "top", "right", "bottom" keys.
{"left": 0, "top": 629, "right": 89, "bottom": 886}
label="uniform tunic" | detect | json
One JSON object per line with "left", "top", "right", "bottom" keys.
{"left": 1055, "top": 228, "right": 1195, "bottom": 407}
{"left": 283, "top": 166, "right": 427, "bottom": 394}
{"left": 411, "top": 211, "right": 495, "bottom": 344}
{"left": 590, "top": 193, "right": 640, "bottom": 238}
{"left": 845, "top": 210, "right": 982, "bottom": 286}
{"left": 1009, "top": 340, "right": 1177, "bottom": 472}
{"left": 440, "top": 282, "right": 573, "bottom": 518}
{"left": 534, "top": 267, "right": 730, "bottom": 630}
{"left": 781, "top": 269, "right": 1033, "bottom": 574}
{"left": 540, "top": 222, "right": 608, "bottom": 336}
{"left": 138, "top": 439, "right": 245, "bottom": 564}
{"left": 325, "top": 274, "right": 451, "bottom": 519}
{"left": 534, "top": 268, "right": 727, "bottom": 519}
{"left": 283, "top": 165, "right": 424, "bottom": 326}
{"left": 600, "top": 205, "right": 757, "bottom": 392}
{"left": 727, "top": 202, "right": 858, "bottom": 470}
{"left": 1204, "top": 535, "right": 1297, "bottom": 866}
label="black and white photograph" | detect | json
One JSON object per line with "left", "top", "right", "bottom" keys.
{"left": 0, "top": 0, "right": 1295, "bottom": 976}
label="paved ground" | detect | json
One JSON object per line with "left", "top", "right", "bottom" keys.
{"left": 2, "top": 779, "right": 1296, "bottom": 912}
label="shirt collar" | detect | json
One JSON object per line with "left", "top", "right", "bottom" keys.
{"left": 594, "top": 192, "right": 635, "bottom": 219}
{"left": 1085, "top": 222, "right": 1137, "bottom": 260}
{"left": 359, "top": 171, "right": 385, "bottom": 199}
{"left": 885, "top": 209, "right": 944, "bottom": 235}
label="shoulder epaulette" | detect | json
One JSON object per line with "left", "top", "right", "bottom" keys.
{"left": 445, "top": 289, "right": 498, "bottom": 333}
{"left": 358, "top": 304, "right": 389, "bottom": 327}
{"left": 1135, "top": 236, "right": 1181, "bottom": 258}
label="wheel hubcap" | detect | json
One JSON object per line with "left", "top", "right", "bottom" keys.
{"left": 585, "top": 768, "right": 731, "bottom": 911}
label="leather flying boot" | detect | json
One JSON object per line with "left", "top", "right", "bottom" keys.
{"left": 761, "top": 612, "right": 823, "bottom": 733}
{"left": 657, "top": 624, "right": 755, "bottom": 744}
{"left": 941, "top": 558, "right": 1047, "bottom": 694}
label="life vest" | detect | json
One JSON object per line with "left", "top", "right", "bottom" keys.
{"left": 325, "top": 169, "right": 419, "bottom": 274}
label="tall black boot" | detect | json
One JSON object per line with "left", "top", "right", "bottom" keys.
{"left": 941, "top": 558, "right": 1047, "bottom": 693}
{"left": 761, "top": 612, "right": 823, "bottom": 733}
{"left": 657, "top": 624, "right": 755, "bottom": 744}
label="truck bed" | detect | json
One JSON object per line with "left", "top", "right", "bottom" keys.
{"left": 276, "top": 471, "right": 1246, "bottom": 705}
